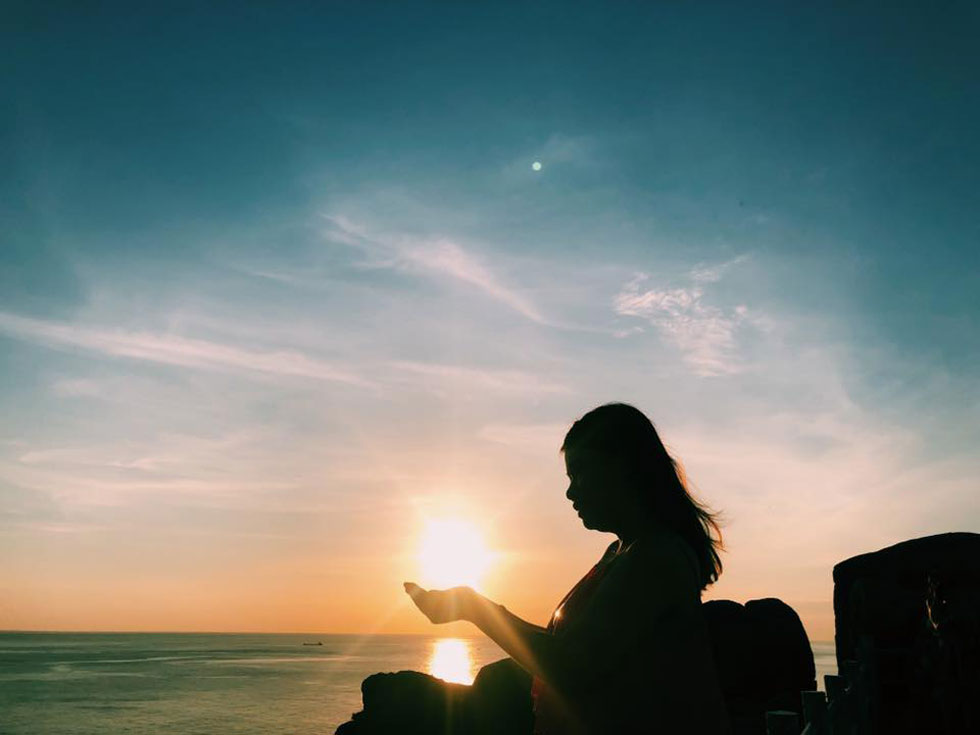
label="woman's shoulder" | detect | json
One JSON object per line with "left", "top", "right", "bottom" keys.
{"left": 622, "top": 526, "right": 689, "bottom": 558}
{"left": 617, "top": 529, "right": 700, "bottom": 593}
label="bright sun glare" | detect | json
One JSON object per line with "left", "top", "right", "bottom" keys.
{"left": 418, "top": 518, "right": 495, "bottom": 590}
{"left": 427, "top": 638, "right": 475, "bottom": 685}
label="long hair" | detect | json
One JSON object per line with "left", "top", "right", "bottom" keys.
{"left": 561, "top": 402, "right": 724, "bottom": 590}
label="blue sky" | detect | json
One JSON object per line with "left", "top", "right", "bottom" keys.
{"left": 2, "top": 2, "right": 978, "bottom": 635}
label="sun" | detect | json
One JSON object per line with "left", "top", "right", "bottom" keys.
{"left": 417, "top": 517, "right": 495, "bottom": 590}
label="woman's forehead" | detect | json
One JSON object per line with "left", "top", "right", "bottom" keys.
{"left": 564, "top": 447, "right": 605, "bottom": 472}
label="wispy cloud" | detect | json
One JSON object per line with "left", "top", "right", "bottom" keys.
{"left": 50, "top": 378, "right": 105, "bottom": 398}
{"left": 0, "top": 312, "right": 374, "bottom": 388}
{"left": 1, "top": 459, "right": 299, "bottom": 506}
{"left": 614, "top": 258, "right": 753, "bottom": 376}
{"left": 389, "top": 361, "right": 570, "bottom": 395}
{"left": 690, "top": 255, "right": 749, "bottom": 285}
{"left": 668, "top": 409, "right": 976, "bottom": 578}
{"left": 324, "top": 216, "right": 547, "bottom": 324}
{"left": 478, "top": 422, "right": 568, "bottom": 455}
{"left": 1, "top": 428, "right": 307, "bottom": 508}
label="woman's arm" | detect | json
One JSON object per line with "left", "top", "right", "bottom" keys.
{"left": 404, "top": 582, "right": 558, "bottom": 679}
{"left": 462, "top": 589, "right": 558, "bottom": 676}
{"left": 404, "top": 574, "right": 657, "bottom": 691}
{"left": 406, "top": 534, "right": 700, "bottom": 688}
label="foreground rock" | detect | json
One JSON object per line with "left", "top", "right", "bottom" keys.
{"left": 703, "top": 597, "right": 815, "bottom": 734}
{"left": 834, "top": 532, "right": 980, "bottom": 735}
{"left": 335, "top": 658, "right": 532, "bottom": 735}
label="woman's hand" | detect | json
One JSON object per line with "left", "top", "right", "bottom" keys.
{"left": 403, "top": 582, "right": 475, "bottom": 624}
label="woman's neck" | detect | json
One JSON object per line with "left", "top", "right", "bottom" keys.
{"left": 615, "top": 511, "right": 669, "bottom": 548}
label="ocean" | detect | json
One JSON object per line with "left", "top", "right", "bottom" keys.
{"left": 0, "top": 633, "right": 837, "bottom": 734}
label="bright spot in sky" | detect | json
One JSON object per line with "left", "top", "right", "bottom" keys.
{"left": 532, "top": 161, "right": 542, "bottom": 171}
{"left": 427, "top": 638, "right": 475, "bottom": 684}
{"left": 418, "top": 518, "right": 495, "bottom": 589}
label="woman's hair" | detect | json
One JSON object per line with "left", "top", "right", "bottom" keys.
{"left": 561, "top": 402, "right": 724, "bottom": 590}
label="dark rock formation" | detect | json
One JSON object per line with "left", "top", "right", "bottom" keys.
{"left": 703, "top": 598, "right": 816, "bottom": 735}
{"left": 833, "top": 532, "right": 980, "bottom": 735}
{"left": 335, "top": 670, "right": 468, "bottom": 734}
{"left": 335, "top": 658, "right": 532, "bottom": 735}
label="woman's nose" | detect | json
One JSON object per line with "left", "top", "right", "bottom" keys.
{"left": 565, "top": 483, "right": 577, "bottom": 501}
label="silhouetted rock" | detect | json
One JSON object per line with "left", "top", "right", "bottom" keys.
{"left": 833, "top": 532, "right": 980, "bottom": 735}
{"left": 334, "top": 670, "right": 468, "bottom": 734}
{"left": 335, "top": 658, "right": 532, "bottom": 735}
{"left": 703, "top": 598, "right": 815, "bottom": 735}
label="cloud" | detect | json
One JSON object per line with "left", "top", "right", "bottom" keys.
{"left": 668, "top": 408, "right": 977, "bottom": 575}
{"left": 613, "top": 259, "right": 753, "bottom": 376}
{"left": 12, "top": 521, "right": 110, "bottom": 534}
{"left": 0, "top": 312, "right": 374, "bottom": 388}
{"left": 2, "top": 458, "right": 299, "bottom": 506}
{"left": 50, "top": 378, "right": 105, "bottom": 398}
{"left": 690, "top": 255, "right": 749, "bottom": 284}
{"left": 478, "top": 422, "right": 569, "bottom": 455}
{"left": 389, "top": 361, "right": 570, "bottom": 395}
{"left": 324, "top": 216, "right": 547, "bottom": 324}
{"left": 1, "top": 428, "right": 308, "bottom": 509}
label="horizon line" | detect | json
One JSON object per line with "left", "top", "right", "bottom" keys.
{"left": 0, "top": 628, "right": 488, "bottom": 637}
{"left": 0, "top": 628, "right": 837, "bottom": 644}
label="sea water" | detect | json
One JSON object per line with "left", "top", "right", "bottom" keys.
{"left": 0, "top": 633, "right": 837, "bottom": 734}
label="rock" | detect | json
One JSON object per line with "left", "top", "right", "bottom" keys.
{"left": 335, "top": 670, "right": 469, "bottom": 734}
{"left": 335, "top": 659, "right": 532, "bottom": 735}
{"left": 833, "top": 532, "right": 980, "bottom": 735}
{"left": 743, "top": 598, "right": 816, "bottom": 711}
{"left": 703, "top": 598, "right": 815, "bottom": 735}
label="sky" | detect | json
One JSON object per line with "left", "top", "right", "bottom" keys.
{"left": 2, "top": 2, "right": 978, "bottom": 641}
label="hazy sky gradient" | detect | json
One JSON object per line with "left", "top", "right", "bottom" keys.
{"left": 2, "top": 2, "right": 978, "bottom": 639}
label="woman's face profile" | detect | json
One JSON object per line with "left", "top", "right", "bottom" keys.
{"left": 564, "top": 447, "right": 630, "bottom": 533}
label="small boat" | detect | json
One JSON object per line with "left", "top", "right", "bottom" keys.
{"left": 303, "top": 641, "right": 324, "bottom": 646}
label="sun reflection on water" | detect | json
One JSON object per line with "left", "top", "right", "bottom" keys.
{"left": 427, "top": 638, "right": 474, "bottom": 685}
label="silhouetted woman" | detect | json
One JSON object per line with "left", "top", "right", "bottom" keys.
{"left": 405, "top": 403, "right": 731, "bottom": 734}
